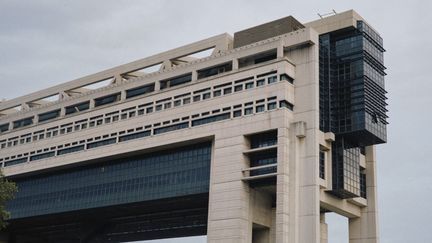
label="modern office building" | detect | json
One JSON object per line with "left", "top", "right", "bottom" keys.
{"left": 0, "top": 10, "right": 387, "bottom": 243}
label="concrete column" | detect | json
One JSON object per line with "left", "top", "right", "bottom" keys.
{"left": 320, "top": 213, "right": 328, "bottom": 243}
{"left": 349, "top": 146, "right": 379, "bottom": 243}
{"left": 207, "top": 135, "right": 251, "bottom": 243}
{"left": 275, "top": 127, "right": 290, "bottom": 243}
{"left": 191, "top": 70, "right": 198, "bottom": 82}
{"left": 233, "top": 59, "right": 239, "bottom": 70}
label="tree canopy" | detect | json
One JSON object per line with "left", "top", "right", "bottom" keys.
{"left": 0, "top": 170, "right": 17, "bottom": 230}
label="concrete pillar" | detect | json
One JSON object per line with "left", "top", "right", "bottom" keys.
{"left": 349, "top": 146, "right": 379, "bottom": 243}
{"left": 320, "top": 213, "right": 328, "bottom": 243}
{"left": 275, "top": 127, "right": 291, "bottom": 243}
{"left": 207, "top": 135, "right": 251, "bottom": 243}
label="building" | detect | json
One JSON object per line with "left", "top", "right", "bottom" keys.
{"left": 0, "top": 10, "right": 387, "bottom": 243}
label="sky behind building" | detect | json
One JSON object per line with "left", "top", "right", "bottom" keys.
{"left": 0, "top": 1, "right": 431, "bottom": 242}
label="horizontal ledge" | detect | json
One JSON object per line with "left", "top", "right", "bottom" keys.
{"left": 243, "top": 145, "right": 277, "bottom": 154}
{"left": 242, "top": 172, "right": 277, "bottom": 181}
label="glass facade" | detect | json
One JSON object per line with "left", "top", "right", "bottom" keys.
{"left": 6, "top": 143, "right": 212, "bottom": 219}
{"left": 319, "top": 21, "right": 387, "bottom": 198}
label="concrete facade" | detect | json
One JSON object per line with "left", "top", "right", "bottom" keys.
{"left": 0, "top": 10, "right": 385, "bottom": 243}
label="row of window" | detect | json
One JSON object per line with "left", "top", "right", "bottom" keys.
{"left": 1, "top": 97, "right": 294, "bottom": 167}
{"left": 0, "top": 49, "right": 290, "bottom": 135}
{"left": 0, "top": 71, "right": 293, "bottom": 151}
{"left": 6, "top": 143, "right": 212, "bottom": 219}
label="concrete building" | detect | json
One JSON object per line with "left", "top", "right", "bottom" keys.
{"left": 0, "top": 10, "right": 387, "bottom": 243}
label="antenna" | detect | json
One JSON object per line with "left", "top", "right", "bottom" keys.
{"left": 318, "top": 9, "right": 338, "bottom": 19}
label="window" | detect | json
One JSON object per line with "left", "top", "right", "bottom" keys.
{"left": 280, "top": 74, "right": 294, "bottom": 84}
{"left": 94, "top": 93, "right": 120, "bottom": 107}
{"left": 223, "top": 87, "right": 232, "bottom": 95}
{"left": 256, "top": 105, "right": 265, "bottom": 113}
{"left": 256, "top": 79, "right": 265, "bottom": 86}
{"left": 174, "top": 100, "right": 181, "bottom": 107}
{"left": 197, "top": 62, "right": 232, "bottom": 79}
{"left": 156, "top": 105, "right": 162, "bottom": 111}
{"left": 203, "top": 93, "right": 211, "bottom": 100}
{"left": 249, "top": 130, "right": 277, "bottom": 149}
{"left": 126, "top": 84, "right": 155, "bottom": 98}
{"left": 65, "top": 101, "right": 90, "bottom": 115}
{"left": 213, "top": 90, "right": 222, "bottom": 97}
{"left": 279, "top": 100, "right": 294, "bottom": 110}
{"left": 319, "top": 151, "right": 325, "bottom": 179}
{"left": 360, "top": 170, "right": 367, "bottom": 198}
{"left": 268, "top": 102, "right": 277, "bottom": 110}
{"left": 193, "top": 95, "right": 201, "bottom": 102}
{"left": 164, "top": 103, "right": 171, "bottom": 109}
{"left": 0, "top": 123, "right": 9, "bottom": 133}
{"left": 234, "top": 85, "right": 243, "bottom": 92}
{"left": 146, "top": 107, "right": 153, "bottom": 113}
{"left": 244, "top": 107, "right": 253, "bottom": 115}
{"left": 13, "top": 117, "right": 33, "bottom": 129}
{"left": 245, "top": 82, "right": 254, "bottom": 89}
{"left": 160, "top": 73, "right": 192, "bottom": 89}
{"left": 192, "top": 113, "right": 231, "bottom": 127}
{"left": 183, "top": 97, "right": 191, "bottom": 104}
{"left": 233, "top": 110, "right": 242, "bottom": 117}
{"left": 268, "top": 76, "right": 277, "bottom": 84}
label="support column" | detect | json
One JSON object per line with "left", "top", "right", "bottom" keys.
{"left": 207, "top": 135, "right": 251, "bottom": 243}
{"left": 349, "top": 146, "right": 379, "bottom": 243}
{"left": 320, "top": 213, "right": 328, "bottom": 243}
{"left": 275, "top": 127, "right": 290, "bottom": 243}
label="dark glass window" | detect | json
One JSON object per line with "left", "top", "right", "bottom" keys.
{"left": 192, "top": 113, "right": 230, "bottom": 127}
{"left": 245, "top": 82, "right": 254, "bottom": 89}
{"left": 250, "top": 130, "right": 277, "bottom": 149}
{"left": 13, "top": 117, "right": 33, "bottom": 129}
{"left": 38, "top": 109, "right": 61, "bottom": 123}
{"left": 203, "top": 93, "right": 211, "bottom": 100}
{"left": 233, "top": 110, "right": 242, "bottom": 117}
{"left": 119, "top": 131, "right": 151, "bottom": 142}
{"left": 244, "top": 107, "right": 253, "bottom": 115}
{"left": 65, "top": 101, "right": 90, "bottom": 115}
{"left": 6, "top": 143, "right": 211, "bottom": 219}
{"left": 0, "top": 123, "right": 9, "bottom": 133}
{"left": 30, "top": 151, "right": 55, "bottom": 161}
{"left": 94, "top": 93, "right": 120, "bottom": 107}
{"left": 213, "top": 90, "right": 222, "bottom": 97}
{"left": 154, "top": 122, "right": 188, "bottom": 135}
{"left": 268, "top": 76, "right": 277, "bottom": 84}
{"left": 256, "top": 105, "right": 265, "bottom": 113}
{"left": 249, "top": 151, "right": 277, "bottom": 176}
{"left": 126, "top": 84, "right": 155, "bottom": 98}
{"left": 319, "top": 151, "right": 325, "bottom": 179}
{"left": 256, "top": 79, "right": 265, "bottom": 87}
{"left": 197, "top": 62, "right": 232, "bottom": 79}
{"left": 174, "top": 100, "right": 181, "bottom": 107}
{"left": 4, "top": 158, "right": 28, "bottom": 167}
{"left": 279, "top": 100, "right": 294, "bottom": 110}
{"left": 268, "top": 102, "right": 277, "bottom": 110}
{"left": 160, "top": 73, "right": 192, "bottom": 89}
{"left": 360, "top": 170, "right": 367, "bottom": 198}
{"left": 280, "top": 74, "right": 294, "bottom": 84}
{"left": 87, "top": 138, "right": 117, "bottom": 149}
{"left": 58, "top": 145, "right": 85, "bottom": 156}
{"left": 234, "top": 85, "right": 243, "bottom": 92}
{"left": 223, "top": 87, "right": 232, "bottom": 95}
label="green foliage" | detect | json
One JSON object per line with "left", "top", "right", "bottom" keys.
{"left": 0, "top": 170, "right": 17, "bottom": 230}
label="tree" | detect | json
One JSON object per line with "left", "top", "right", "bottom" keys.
{"left": 0, "top": 170, "right": 17, "bottom": 230}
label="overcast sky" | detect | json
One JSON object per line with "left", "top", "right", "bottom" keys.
{"left": 1, "top": 1, "right": 431, "bottom": 242}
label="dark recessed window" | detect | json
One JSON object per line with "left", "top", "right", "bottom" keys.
{"left": 245, "top": 82, "right": 254, "bottom": 89}
{"left": 38, "top": 109, "right": 61, "bottom": 123}
{"left": 244, "top": 107, "right": 253, "bottom": 115}
{"left": 213, "top": 90, "right": 222, "bottom": 97}
{"left": 319, "top": 151, "right": 325, "bottom": 179}
{"left": 94, "top": 93, "right": 120, "bottom": 107}
{"left": 268, "top": 102, "right": 277, "bottom": 110}
{"left": 257, "top": 79, "right": 265, "bottom": 87}
{"left": 65, "top": 101, "right": 90, "bottom": 115}
{"left": 233, "top": 110, "right": 242, "bottom": 117}
{"left": 126, "top": 84, "right": 155, "bottom": 98}
{"left": 13, "top": 117, "right": 33, "bottom": 129}
{"left": 256, "top": 105, "right": 265, "bottom": 113}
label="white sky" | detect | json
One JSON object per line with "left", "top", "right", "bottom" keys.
{"left": 1, "top": 1, "right": 431, "bottom": 242}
